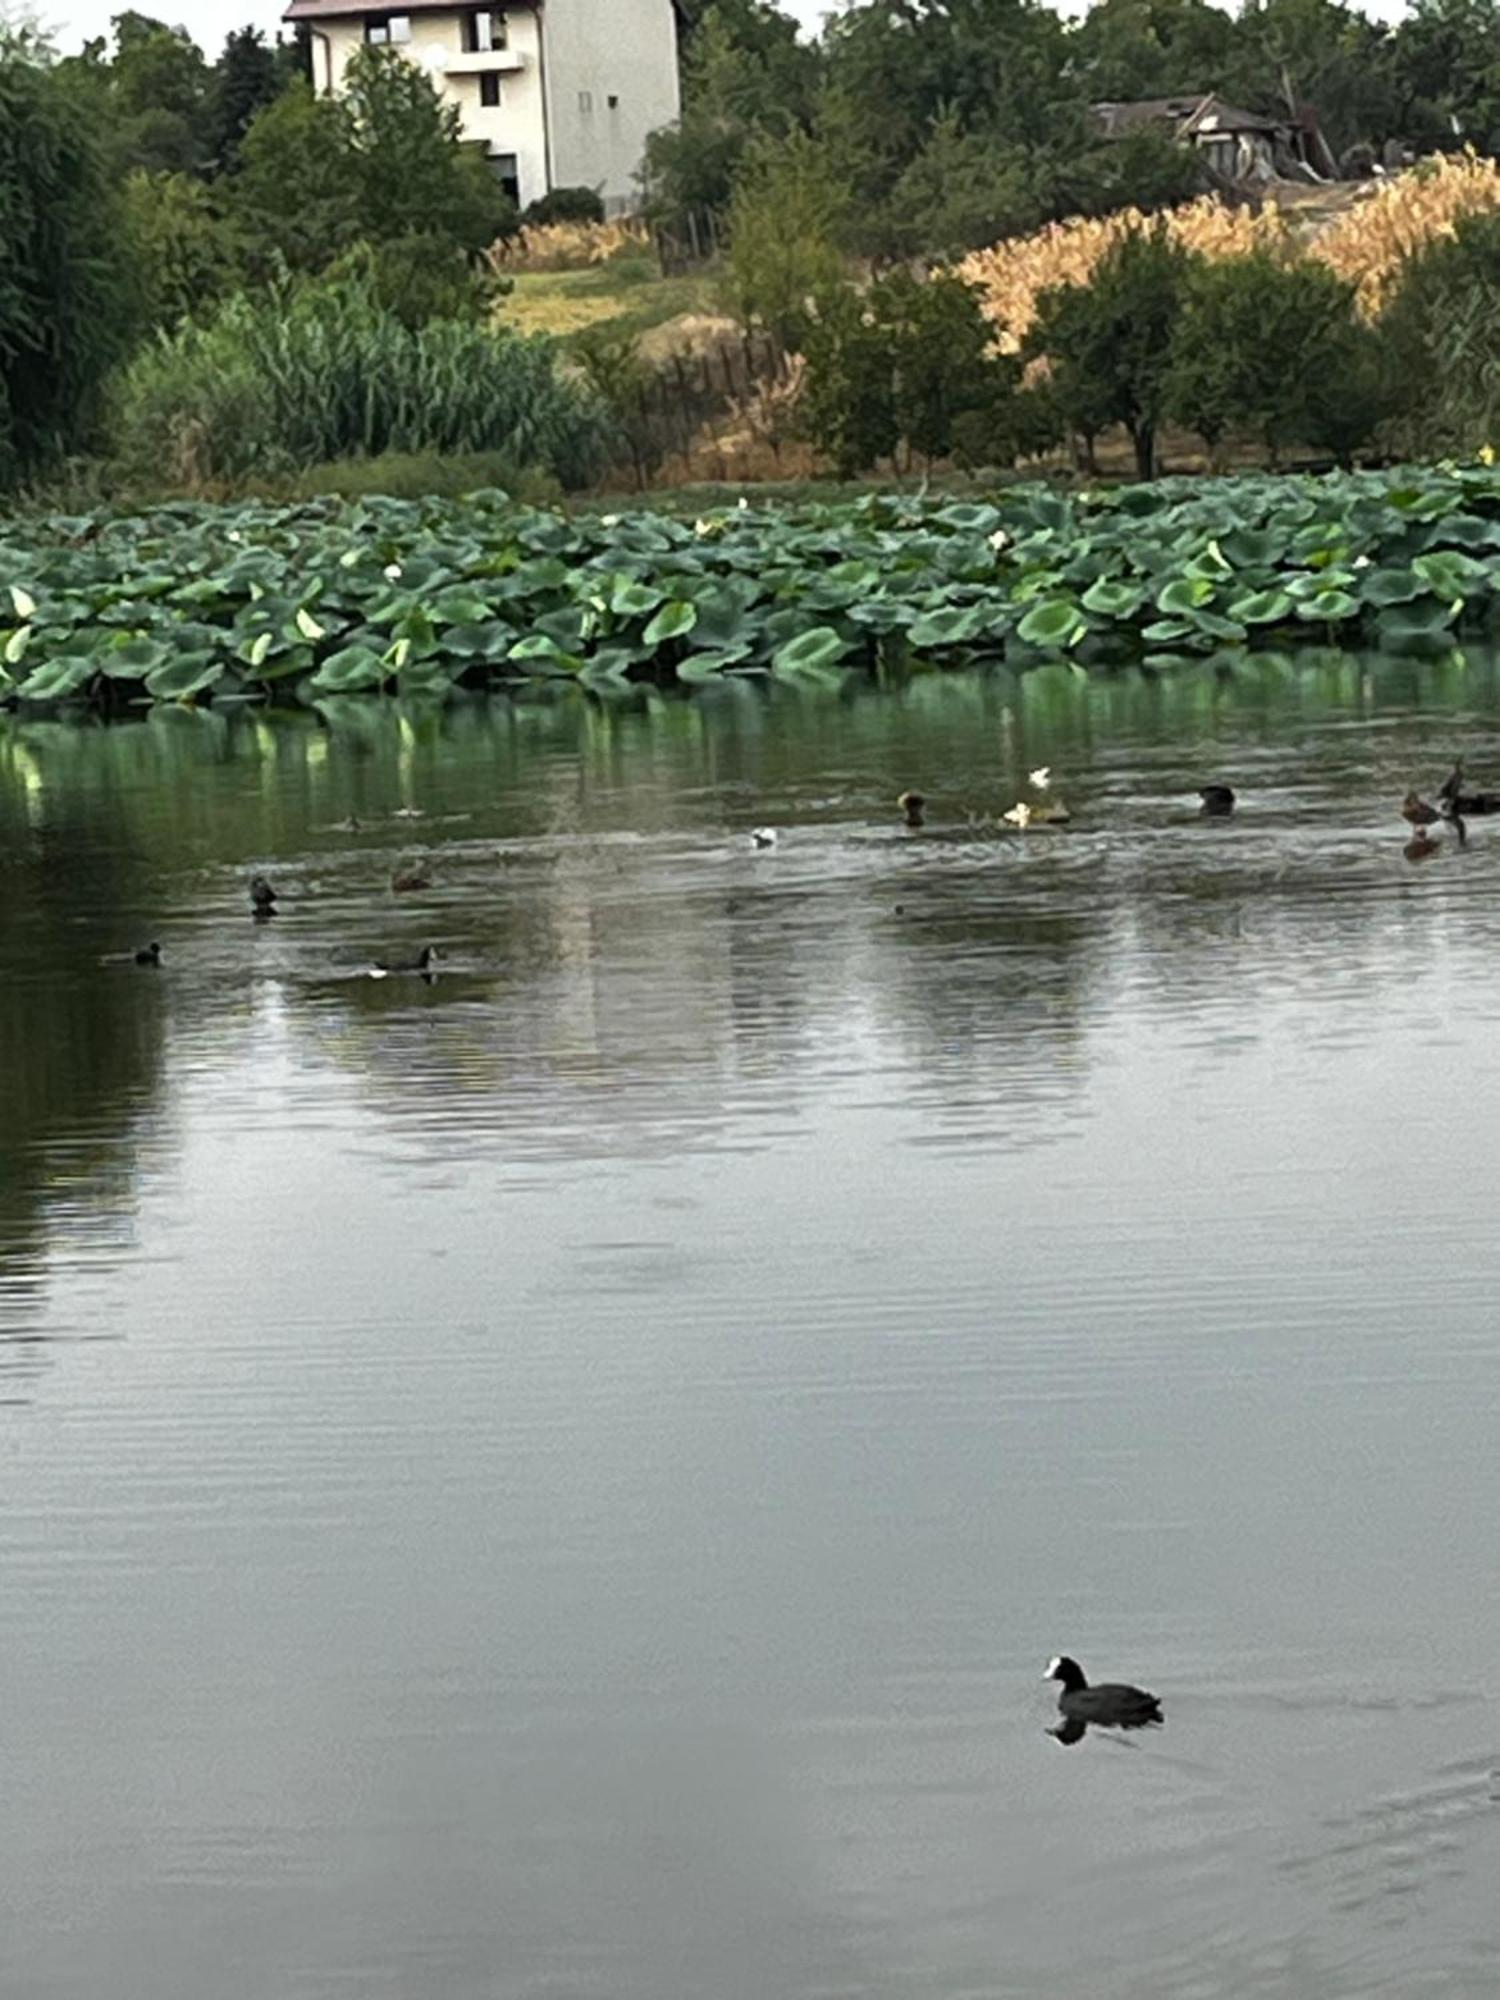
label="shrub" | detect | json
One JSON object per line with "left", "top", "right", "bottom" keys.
{"left": 726, "top": 131, "right": 848, "bottom": 348}
{"left": 122, "top": 168, "right": 244, "bottom": 330}
{"left": 1380, "top": 206, "right": 1500, "bottom": 453}
{"left": 1026, "top": 223, "right": 1194, "bottom": 478}
{"left": 110, "top": 272, "right": 606, "bottom": 489}
{"left": 801, "top": 270, "right": 1021, "bottom": 476}
{"left": 523, "top": 185, "right": 606, "bottom": 227}
{"left": 1167, "top": 252, "right": 1385, "bottom": 465}
{"left": 325, "top": 233, "right": 508, "bottom": 327}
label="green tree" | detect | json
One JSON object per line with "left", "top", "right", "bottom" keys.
{"left": 232, "top": 82, "right": 363, "bottom": 269}
{"left": 106, "top": 10, "right": 213, "bottom": 173}
{"left": 1381, "top": 206, "right": 1500, "bottom": 452}
{"left": 641, "top": 0, "right": 820, "bottom": 224}
{"left": 1070, "top": 0, "right": 1239, "bottom": 101}
{"left": 209, "top": 26, "right": 283, "bottom": 169}
{"left": 0, "top": 33, "right": 135, "bottom": 486}
{"left": 121, "top": 168, "right": 243, "bottom": 328}
{"left": 880, "top": 111, "right": 1043, "bottom": 258}
{"left": 1167, "top": 250, "right": 1383, "bottom": 462}
{"left": 726, "top": 130, "right": 848, "bottom": 346}
{"left": 341, "top": 43, "right": 512, "bottom": 251}
{"left": 1027, "top": 222, "right": 1193, "bottom": 478}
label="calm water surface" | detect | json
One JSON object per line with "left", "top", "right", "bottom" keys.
{"left": 4, "top": 656, "right": 1500, "bottom": 1999}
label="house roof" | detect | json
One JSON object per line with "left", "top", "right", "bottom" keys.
{"left": 1093, "top": 92, "right": 1285, "bottom": 139}
{"left": 284, "top": 0, "right": 506, "bottom": 18}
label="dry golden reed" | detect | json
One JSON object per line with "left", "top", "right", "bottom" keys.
{"left": 490, "top": 218, "right": 650, "bottom": 273}
{"left": 958, "top": 155, "right": 1500, "bottom": 338}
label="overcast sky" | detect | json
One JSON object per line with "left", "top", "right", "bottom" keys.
{"left": 18, "top": 0, "right": 1408, "bottom": 60}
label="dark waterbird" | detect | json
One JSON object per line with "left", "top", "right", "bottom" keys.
{"left": 1045, "top": 1655, "right": 1163, "bottom": 1742}
{"left": 133, "top": 941, "right": 162, "bottom": 967}
{"left": 1402, "top": 791, "right": 1441, "bottom": 829}
{"left": 1198, "top": 785, "right": 1235, "bottom": 817}
{"left": 1438, "top": 760, "right": 1500, "bottom": 815}
{"left": 897, "top": 790, "right": 926, "bottom": 828}
{"left": 249, "top": 874, "right": 278, "bottom": 914}
{"left": 371, "top": 946, "right": 437, "bottom": 978}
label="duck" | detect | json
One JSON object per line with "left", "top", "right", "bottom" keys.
{"left": 1198, "top": 784, "right": 1235, "bottom": 817}
{"left": 392, "top": 866, "right": 431, "bottom": 894}
{"left": 1045, "top": 1655, "right": 1163, "bottom": 1731}
{"left": 133, "top": 941, "right": 162, "bottom": 967}
{"left": 370, "top": 946, "right": 437, "bottom": 977}
{"left": 1401, "top": 791, "right": 1441, "bottom": 829}
{"left": 897, "top": 790, "right": 926, "bottom": 829}
{"left": 751, "top": 827, "right": 778, "bottom": 849}
{"left": 249, "top": 874, "right": 278, "bottom": 912}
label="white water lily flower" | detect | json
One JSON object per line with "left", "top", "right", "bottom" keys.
{"left": 1353, "top": 554, "right": 1372, "bottom": 569}
{"left": 601, "top": 513, "right": 620, "bottom": 528}
{"left": 383, "top": 562, "right": 403, "bottom": 581}
{"left": 226, "top": 530, "right": 242, "bottom": 544}
{"left": 694, "top": 518, "right": 714, "bottom": 537}
{"left": 737, "top": 496, "right": 750, "bottom": 511}
{"left": 988, "top": 529, "right": 1010, "bottom": 553}
{"left": 1029, "top": 766, "right": 1051, "bottom": 789}
{"left": 9, "top": 585, "right": 35, "bottom": 620}
{"left": 1002, "top": 800, "right": 1033, "bottom": 828}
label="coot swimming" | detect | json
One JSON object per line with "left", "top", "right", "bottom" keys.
{"left": 1045, "top": 1655, "right": 1163, "bottom": 1730}
{"left": 1198, "top": 784, "right": 1235, "bottom": 817}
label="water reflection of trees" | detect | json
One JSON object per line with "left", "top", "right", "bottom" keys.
{"left": 0, "top": 748, "right": 169, "bottom": 1392}
{"left": 4, "top": 653, "right": 1495, "bottom": 1343}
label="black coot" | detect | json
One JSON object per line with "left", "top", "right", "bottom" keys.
{"left": 1198, "top": 784, "right": 1235, "bottom": 817}
{"left": 1045, "top": 1655, "right": 1163, "bottom": 1730}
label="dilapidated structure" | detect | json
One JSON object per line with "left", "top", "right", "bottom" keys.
{"left": 1093, "top": 93, "right": 1338, "bottom": 186}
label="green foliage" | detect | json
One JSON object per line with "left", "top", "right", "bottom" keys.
{"left": 879, "top": 112, "right": 1043, "bottom": 258}
{"left": 0, "top": 35, "right": 137, "bottom": 488}
{"left": 1028, "top": 223, "right": 1194, "bottom": 478}
{"left": 208, "top": 26, "right": 283, "bottom": 169}
{"left": 524, "top": 186, "right": 606, "bottom": 226}
{"left": 121, "top": 169, "right": 243, "bottom": 330}
{"left": 570, "top": 328, "right": 666, "bottom": 486}
{"left": 1167, "top": 251, "right": 1385, "bottom": 462}
{"left": 324, "top": 233, "right": 507, "bottom": 328}
{"left": 232, "top": 83, "right": 364, "bottom": 269}
{"left": 1381, "top": 206, "right": 1500, "bottom": 453}
{"left": 726, "top": 131, "right": 849, "bottom": 346}
{"left": 340, "top": 44, "right": 511, "bottom": 252}
{"left": 10, "top": 466, "right": 1500, "bottom": 712}
{"left": 802, "top": 270, "right": 1021, "bottom": 475}
{"left": 109, "top": 273, "right": 605, "bottom": 489}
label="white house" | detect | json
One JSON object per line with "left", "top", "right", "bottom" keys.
{"left": 283, "top": 0, "right": 680, "bottom": 213}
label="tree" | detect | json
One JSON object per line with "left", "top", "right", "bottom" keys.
{"left": 340, "top": 43, "right": 512, "bottom": 251}
{"left": 1166, "top": 250, "right": 1384, "bottom": 462}
{"left": 1069, "top": 0, "right": 1239, "bottom": 101}
{"left": 641, "top": 0, "right": 819, "bottom": 224}
{"left": 801, "top": 269, "right": 1021, "bottom": 474}
{"left": 880, "top": 111, "right": 1043, "bottom": 259}
{"left": 726, "top": 130, "right": 848, "bottom": 346}
{"left": 1027, "top": 222, "right": 1193, "bottom": 477}
{"left": 105, "top": 10, "right": 213, "bottom": 174}
{"left": 209, "top": 26, "right": 282, "bottom": 169}
{"left": 121, "top": 168, "right": 243, "bottom": 328}
{"left": 1381, "top": 206, "right": 1500, "bottom": 452}
{"left": 0, "top": 34, "right": 135, "bottom": 486}
{"left": 232, "top": 82, "right": 363, "bottom": 269}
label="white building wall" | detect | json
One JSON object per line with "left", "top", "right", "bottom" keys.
{"left": 309, "top": 8, "right": 550, "bottom": 209}
{"left": 539, "top": 0, "right": 680, "bottom": 212}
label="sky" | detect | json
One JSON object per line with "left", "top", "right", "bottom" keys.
{"left": 16, "top": 0, "right": 1409, "bottom": 61}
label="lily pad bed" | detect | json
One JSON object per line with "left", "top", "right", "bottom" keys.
{"left": 3, "top": 467, "right": 1499, "bottom": 709}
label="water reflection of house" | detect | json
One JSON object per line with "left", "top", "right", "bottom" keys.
{"left": 1092, "top": 93, "right": 1338, "bottom": 186}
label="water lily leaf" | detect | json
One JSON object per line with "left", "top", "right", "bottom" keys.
{"left": 146, "top": 651, "right": 225, "bottom": 700}
{"left": 3, "top": 625, "right": 31, "bottom": 667}
{"left": 1293, "top": 588, "right": 1360, "bottom": 622}
{"left": 771, "top": 626, "right": 849, "bottom": 675}
{"left": 1359, "top": 567, "right": 1425, "bottom": 606}
{"left": 1081, "top": 578, "right": 1145, "bottom": 620}
{"left": 643, "top": 599, "right": 698, "bottom": 647}
{"left": 1227, "top": 588, "right": 1293, "bottom": 625}
{"left": 908, "top": 605, "right": 985, "bottom": 649}
{"left": 100, "top": 636, "right": 172, "bottom": 678}
{"left": 310, "top": 644, "right": 387, "bottom": 692}
{"left": 1155, "top": 577, "right": 1216, "bottom": 614}
{"left": 608, "top": 576, "right": 666, "bottom": 619}
{"left": 17, "top": 655, "right": 94, "bottom": 701}
{"left": 10, "top": 585, "right": 36, "bottom": 620}
{"left": 1017, "top": 598, "right": 1086, "bottom": 649}
{"left": 295, "top": 607, "right": 326, "bottom": 641}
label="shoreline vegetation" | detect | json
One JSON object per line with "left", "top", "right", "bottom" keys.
{"left": 5, "top": 464, "right": 1500, "bottom": 712}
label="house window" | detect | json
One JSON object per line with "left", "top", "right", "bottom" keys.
{"left": 479, "top": 71, "right": 501, "bottom": 107}
{"left": 365, "top": 12, "right": 411, "bottom": 41}
{"left": 463, "top": 8, "right": 506, "bottom": 50}
{"left": 489, "top": 152, "right": 520, "bottom": 204}
{"left": 578, "top": 88, "right": 592, "bottom": 112}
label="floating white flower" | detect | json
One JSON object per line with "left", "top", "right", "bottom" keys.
{"left": 989, "top": 529, "right": 1010, "bottom": 553}
{"left": 383, "top": 563, "right": 403, "bottom": 581}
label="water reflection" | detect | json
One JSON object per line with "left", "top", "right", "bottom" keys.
{"left": 8, "top": 656, "right": 1500, "bottom": 1997}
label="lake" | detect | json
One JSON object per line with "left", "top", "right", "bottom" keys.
{"left": 4, "top": 655, "right": 1500, "bottom": 2000}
